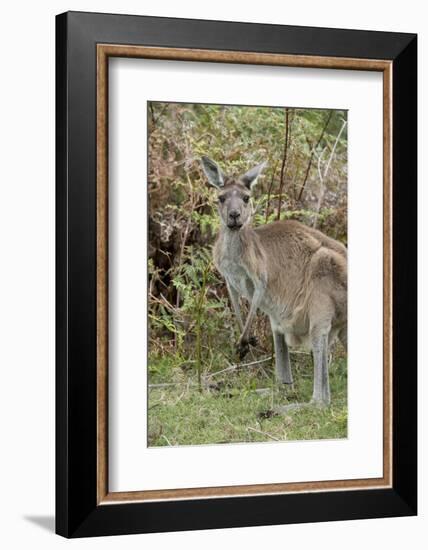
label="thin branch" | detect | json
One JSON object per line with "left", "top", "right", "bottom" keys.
{"left": 276, "top": 108, "right": 291, "bottom": 220}
{"left": 247, "top": 426, "right": 280, "bottom": 442}
{"left": 323, "top": 118, "right": 347, "bottom": 180}
{"left": 253, "top": 388, "right": 272, "bottom": 395}
{"left": 149, "top": 382, "right": 185, "bottom": 388}
{"left": 175, "top": 172, "right": 194, "bottom": 309}
{"left": 149, "top": 292, "right": 176, "bottom": 314}
{"left": 160, "top": 434, "right": 173, "bottom": 446}
{"left": 149, "top": 103, "right": 156, "bottom": 125}
{"left": 207, "top": 356, "right": 273, "bottom": 378}
{"left": 265, "top": 159, "right": 279, "bottom": 223}
{"left": 297, "top": 109, "right": 333, "bottom": 202}
{"left": 312, "top": 119, "right": 347, "bottom": 228}
{"left": 148, "top": 102, "right": 169, "bottom": 126}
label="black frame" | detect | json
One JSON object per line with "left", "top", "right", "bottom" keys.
{"left": 56, "top": 11, "right": 417, "bottom": 538}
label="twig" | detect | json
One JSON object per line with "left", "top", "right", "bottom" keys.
{"left": 207, "top": 356, "right": 273, "bottom": 378}
{"left": 173, "top": 172, "right": 195, "bottom": 350}
{"left": 148, "top": 102, "right": 169, "bottom": 126}
{"left": 297, "top": 109, "right": 333, "bottom": 201}
{"left": 149, "top": 103, "right": 156, "bottom": 125}
{"left": 313, "top": 118, "right": 347, "bottom": 228}
{"left": 160, "top": 434, "right": 173, "bottom": 446}
{"left": 247, "top": 426, "right": 280, "bottom": 442}
{"left": 277, "top": 108, "right": 291, "bottom": 220}
{"left": 265, "top": 159, "right": 279, "bottom": 223}
{"left": 149, "top": 382, "right": 186, "bottom": 388}
{"left": 323, "top": 118, "right": 347, "bottom": 180}
{"left": 149, "top": 291, "right": 176, "bottom": 314}
{"left": 173, "top": 387, "right": 187, "bottom": 405}
{"left": 149, "top": 381, "right": 276, "bottom": 394}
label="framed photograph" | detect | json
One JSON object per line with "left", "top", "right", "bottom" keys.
{"left": 56, "top": 11, "right": 417, "bottom": 538}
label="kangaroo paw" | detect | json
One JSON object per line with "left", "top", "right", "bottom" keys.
{"left": 248, "top": 335, "right": 259, "bottom": 347}
{"left": 237, "top": 338, "right": 250, "bottom": 360}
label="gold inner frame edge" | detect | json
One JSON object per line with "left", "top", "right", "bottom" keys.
{"left": 96, "top": 44, "right": 393, "bottom": 505}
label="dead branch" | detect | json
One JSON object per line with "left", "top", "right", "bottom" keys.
{"left": 253, "top": 388, "right": 272, "bottom": 395}
{"left": 276, "top": 108, "right": 291, "bottom": 220}
{"left": 247, "top": 426, "right": 280, "bottom": 441}
{"left": 207, "top": 356, "right": 274, "bottom": 378}
{"left": 160, "top": 434, "right": 173, "bottom": 446}
{"left": 313, "top": 118, "right": 347, "bottom": 228}
{"left": 297, "top": 109, "right": 333, "bottom": 202}
{"left": 265, "top": 159, "right": 279, "bottom": 223}
{"left": 149, "top": 291, "right": 177, "bottom": 315}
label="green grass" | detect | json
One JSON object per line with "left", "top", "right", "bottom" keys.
{"left": 147, "top": 349, "right": 347, "bottom": 447}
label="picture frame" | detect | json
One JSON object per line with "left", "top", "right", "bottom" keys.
{"left": 56, "top": 10, "right": 417, "bottom": 538}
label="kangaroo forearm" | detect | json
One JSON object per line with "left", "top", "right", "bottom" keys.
{"left": 226, "top": 281, "right": 244, "bottom": 331}
{"left": 233, "top": 306, "right": 244, "bottom": 332}
{"left": 241, "top": 285, "right": 264, "bottom": 340}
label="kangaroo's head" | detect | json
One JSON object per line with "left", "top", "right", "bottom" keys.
{"left": 201, "top": 156, "right": 266, "bottom": 231}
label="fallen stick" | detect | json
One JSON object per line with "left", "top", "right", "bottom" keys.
{"left": 148, "top": 383, "right": 275, "bottom": 397}
{"left": 208, "top": 356, "right": 273, "bottom": 378}
{"left": 254, "top": 388, "right": 272, "bottom": 395}
{"left": 149, "top": 382, "right": 186, "bottom": 388}
{"left": 160, "top": 434, "right": 173, "bottom": 446}
{"left": 247, "top": 426, "right": 280, "bottom": 442}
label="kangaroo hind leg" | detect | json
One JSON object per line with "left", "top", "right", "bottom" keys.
{"left": 270, "top": 319, "right": 293, "bottom": 385}
{"left": 309, "top": 294, "right": 335, "bottom": 407}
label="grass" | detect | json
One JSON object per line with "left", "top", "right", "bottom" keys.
{"left": 147, "top": 347, "right": 347, "bottom": 447}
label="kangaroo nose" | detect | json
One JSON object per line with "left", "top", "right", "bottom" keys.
{"left": 229, "top": 210, "right": 240, "bottom": 219}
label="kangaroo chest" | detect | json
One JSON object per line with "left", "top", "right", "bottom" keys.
{"left": 218, "top": 255, "right": 254, "bottom": 300}
{"left": 220, "top": 249, "right": 309, "bottom": 343}
{"left": 215, "top": 234, "right": 254, "bottom": 300}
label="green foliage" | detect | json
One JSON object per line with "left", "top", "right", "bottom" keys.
{"left": 191, "top": 211, "right": 220, "bottom": 235}
{"left": 147, "top": 101, "right": 348, "bottom": 444}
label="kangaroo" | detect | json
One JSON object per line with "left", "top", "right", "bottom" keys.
{"left": 201, "top": 156, "right": 347, "bottom": 408}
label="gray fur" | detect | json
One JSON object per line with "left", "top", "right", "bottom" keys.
{"left": 201, "top": 156, "right": 347, "bottom": 409}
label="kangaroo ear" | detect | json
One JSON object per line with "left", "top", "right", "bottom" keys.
{"left": 241, "top": 161, "right": 267, "bottom": 189}
{"left": 200, "top": 156, "right": 225, "bottom": 189}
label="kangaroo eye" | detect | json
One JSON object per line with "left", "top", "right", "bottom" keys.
{"left": 218, "top": 195, "right": 226, "bottom": 204}
{"left": 243, "top": 195, "right": 250, "bottom": 204}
